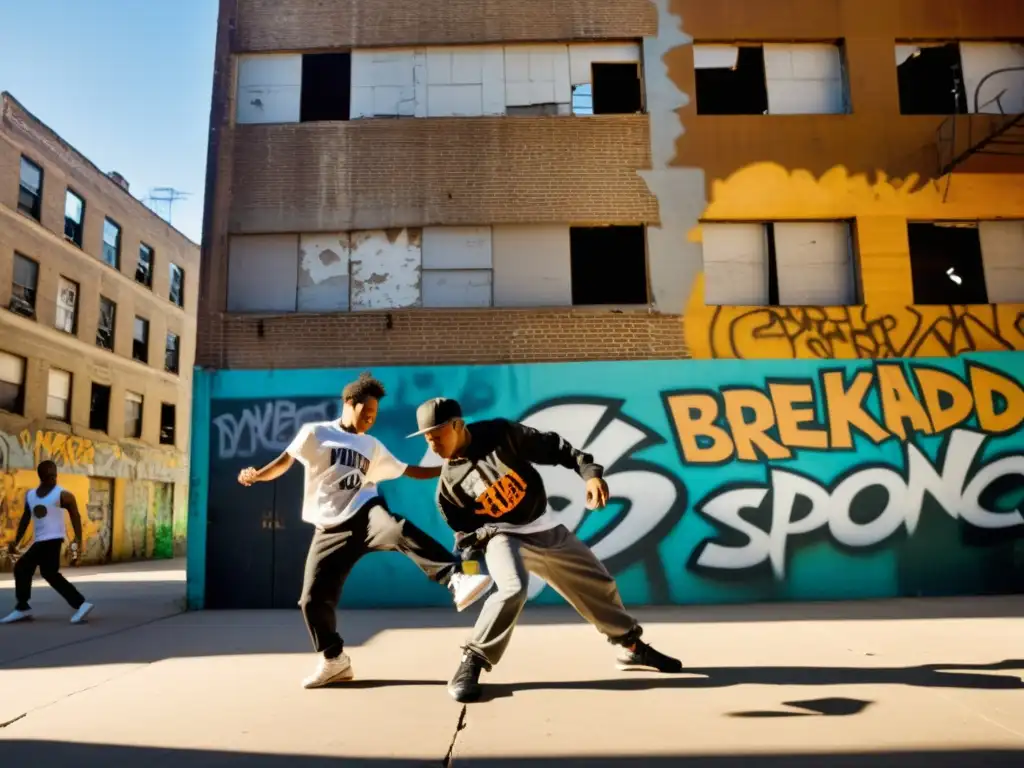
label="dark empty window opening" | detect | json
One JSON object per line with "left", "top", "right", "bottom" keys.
{"left": 696, "top": 46, "right": 768, "bottom": 115}
{"left": 897, "top": 43, "right": 967, "bottom": 115}
{"left": 89, "top": 383, "right": 111, "bottom": 432}
{"left": 301, "top": 52, "right": 352, "bottom": 122}
{"left": 591, "top": 63, "right": 643, "bottom": 115}
{"left": 570, "top": 226, "right": 648, "bottom": 306}
{"left": 908, "top": 223, "right": 988, "bottom": 305}
{"left": 160, "top": 403, "right": 176, "bottom": 446}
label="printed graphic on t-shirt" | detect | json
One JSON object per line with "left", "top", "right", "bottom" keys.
{"left": 33, "top": 505, "right": 48, "bottom": 519}
{"left": 330, "top": 447, "right": 371, "bottom": 491}
{"left": 460, "top": 467, "right": 528, "bottom": 519}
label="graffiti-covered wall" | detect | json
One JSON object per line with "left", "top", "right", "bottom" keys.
{"left": 187, "top": 353, "right": 1024, "bottom": 609}
{"left": 0, "top": 428, "right": 188, "bottom": 568}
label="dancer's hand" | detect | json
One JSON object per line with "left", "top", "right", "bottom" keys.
{"left": 69, "top": 541, "right": 81, "bottom": 565}
{"left": 238, "top": 467, "right": 259, "bottom": 486}
{"left": 585, "top": 478, "right": 609, "bottom": 510}
{"left": 6, "top": 542, "right": 17, "bottom": 556}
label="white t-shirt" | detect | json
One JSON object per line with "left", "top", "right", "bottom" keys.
{"left": 26, "top": 485, "right": 67, "bottom": 543}
{"left": 286, "top": 420, "right": 409, "bottom": 529}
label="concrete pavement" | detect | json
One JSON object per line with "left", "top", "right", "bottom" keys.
{"left": 1, "top": 560, "right": 1024, "bottom": 765}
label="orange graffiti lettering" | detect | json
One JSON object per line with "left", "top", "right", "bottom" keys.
{"left": 876, "top": 365, "right": 934, "bottom": 440}
{"left": 769, "top": 383, "right": 828, "bottom": 450}
{"left": 822, "top": 371, "right": 890, "bottom": 449}
{"left": 914, "top": 368, "right": 975, "bottom": 434}
{"left": 722, "top": 389, "right": 791, "bottom": 462}
{"left": 969, "top": 364, "right": 1024, "bottom": 435}
{"left": 664, "top": 393, "right": 735, "bottom": 463}
{"left": 18, "top": 430, "right": 95, "bottom": 468}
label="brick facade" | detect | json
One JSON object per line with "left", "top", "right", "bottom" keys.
{"left": 236, "top": 0, "right": 657, "bottom": 52}
{"left": 200, "top": 0, "right": 685, "bottom": 371}
{"left": 230, "top": 116, "right": 658, "bottom": 233}
{"left": 202, "top": 308, "right": 687, "bottom": 370}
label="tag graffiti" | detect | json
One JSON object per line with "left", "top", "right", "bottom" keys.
{"left": 663, "top": 361, "right": 1024, "bottom": 579}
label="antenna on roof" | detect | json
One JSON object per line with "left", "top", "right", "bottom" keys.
{"left": 144, "top": 187, "right": 191, "bottom": 225}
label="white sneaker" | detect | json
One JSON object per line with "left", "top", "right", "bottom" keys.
{"left": 70, "top": 603, "right": 94, "bottom": 624}
{"left": 0, "top": 609, "right": 32, "bottom": 624}
{"left": 302, "top": 653, "right": 354, "bottom": 689}
{"left": 449, "top": 572, "right": 494, "bottom": 612}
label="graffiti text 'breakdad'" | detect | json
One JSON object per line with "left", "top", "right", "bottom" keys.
{"left": 665, "top": 363, "right": 1023, "bottom": 464}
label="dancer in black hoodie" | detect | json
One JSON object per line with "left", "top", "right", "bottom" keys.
{"left": 408, "top": 397, "right": 682, "bottom": 703}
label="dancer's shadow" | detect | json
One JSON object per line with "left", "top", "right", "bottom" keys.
{"left": 473, "top": 659, "right": 1024, "bottom": 702}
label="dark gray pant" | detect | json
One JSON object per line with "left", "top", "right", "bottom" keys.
{"left": 465, "top": 525, "right": 640, "bottom": 667}
{"left": 299, "top": 498, "right": 459, "bottom": 658}
{"left": 14, "top": 539, "right": 86, "bottom": 611}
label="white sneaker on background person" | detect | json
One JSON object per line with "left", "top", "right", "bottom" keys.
{"left": 302, "top": 653, "right": 354, "bottom": 689}
{"left": 449, "top": 572, "right": 493, "bottom": 612}
{"left": 0, "top": 609, "right": 33, "bottom": 624}
{"left": 70, "top": 602, "right": 94, "bottom": 624}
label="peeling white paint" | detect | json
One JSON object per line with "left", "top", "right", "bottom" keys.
{"left": 298, "top": 233, "right": 351, "bottom": 312}
{"left": 350, "top": 229, "right": 423, "bottom": 311}
{"left": 638, "top": 0, "right": 707, "bottom": 313}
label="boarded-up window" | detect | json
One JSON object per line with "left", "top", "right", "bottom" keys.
{"left": 125, "top": 390, "right": 144, "bottom": 439}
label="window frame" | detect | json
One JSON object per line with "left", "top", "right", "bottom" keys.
{"left": 10, "top": 252, "right": 40, "bottom": 319}
{"left": 46, "top": 368, "right": 72, "bottom": 422}
{"left": 133, "top": 316, "right": 150, "bottom": 363}
{"left": 0, "top": 351, "right": 27, "bottom": 415}
{"left": 18, "top": 156, "right": 43, "bottom": 220}
{"left": 159, "top": 402, "right": 176, "bottom": 446}
{"left": 165, "top": 331, "right": 181, "bottom": 375}
{"left": 136, "top": 243, "right": 154, "bottom": 288}
{"left": 64, "top": 188, "right": 86, "bottom": 247}
{"left": 124, "top": 390, "right": 144, "bottom": 439}
{"left": 97, "top": 296, "right": 117, "bottom": 351}
{"left": 55, "top": 276, "right": 80, "bottom": 335}
{"left": 169, "top": 263, "right": 185, "bottom": 308}
{"left": 102, "top": 217, "right": 122, "bottom": 269}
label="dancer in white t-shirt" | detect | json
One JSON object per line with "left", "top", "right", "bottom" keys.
{"left": 1, "top": 460, "right": 94, "bottom": 625}
{"left": 238, "top": 373, "right": 493, "bottom": 689}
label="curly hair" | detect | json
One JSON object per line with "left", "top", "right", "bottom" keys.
{"left": 342, "top": 371, "right": 386, "bottom": 404}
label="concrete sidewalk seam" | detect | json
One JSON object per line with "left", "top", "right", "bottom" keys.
{"left": 0, "top": 608, "right": 183, "bottom": 669}
{"left": 0, "top": 712, "right": 27, "bottom": 729}
{"left": 442, "top": 705, "right": 467, "bottom": 767}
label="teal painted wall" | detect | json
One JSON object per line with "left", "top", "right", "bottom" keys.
{"left": 187, "top": 353, "right": 1024, "bottom": 610}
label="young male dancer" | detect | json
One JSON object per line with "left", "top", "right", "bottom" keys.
{"left": 409, "top": 397, "right": 682, "bottom": 703}
{"left": 238, "top": 373, "right": 493, "bottom": 689}
{"left": 1, "top": 460, "right": 94, "bottom": 625}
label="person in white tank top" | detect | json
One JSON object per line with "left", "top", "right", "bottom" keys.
{"left": 1, "top": 460, "right": 94, "bottom": 625}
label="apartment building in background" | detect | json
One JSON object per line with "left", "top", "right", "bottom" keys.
{"left": 0, "top": 93, "right": 198, "bottom": 567}
{"left": 190, "top": 0, "right": 1024, "bottom": 609}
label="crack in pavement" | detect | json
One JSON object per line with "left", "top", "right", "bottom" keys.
{"left": 0, "top": 609, "right": 183, "bottom": 669}
{"left": 442, "top": 705, "right": 467, "bottom": 766}
{"left": 0, "top": 659, "right": 158, "bottom": 732}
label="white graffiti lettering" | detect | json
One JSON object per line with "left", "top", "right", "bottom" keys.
{"left": 419, "top": 401, "right": 681, "bottom": 601}
{"left": 694, "top": 429, "right": 1024, "bottom": 579}
{"left": 212, "top": 400, "right": 337, "bottom": 460}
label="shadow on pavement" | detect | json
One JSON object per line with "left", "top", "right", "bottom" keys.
{"left": 728, "top": 696, "right": 873, "bottom": 718}
{"left": 0, "top": 742, "right": 1022, "bottom": 767}
{"left": 472, "top": 659, "right": 1024, "bottom": 701}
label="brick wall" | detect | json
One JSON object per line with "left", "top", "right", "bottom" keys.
{"left": 199, "top": 309, "right": 688, "bottom": 369}
{"left": 230, "top": 116, "right": 659, "bottom": 233}
{"left": 236, "top": 0, "right": 657, "bottom": 51}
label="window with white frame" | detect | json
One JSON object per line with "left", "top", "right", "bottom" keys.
{"left": 47, "top": 368, "right": 72, "bottom": 421}
{"left": 701, "top": 221, "right": 857, "bottom": 306}
{"left": 55, "top": 276, "right": 79, "bottom": 334}
{"left": 421, "top": 227, "right": 493, "bottom": 308}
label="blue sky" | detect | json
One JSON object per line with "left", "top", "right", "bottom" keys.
{"left": 0, "top": 1, "right": 218, "bottom": 243}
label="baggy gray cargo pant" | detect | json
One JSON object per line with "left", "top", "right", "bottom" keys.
{"left": 464, "top": 524, "right": 641, "bottom": 667}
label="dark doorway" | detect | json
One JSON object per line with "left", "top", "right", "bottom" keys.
{"left": 908, "top": 223, "right": 988, "bottom": 305}
{"left": 300, "top": 52, "right": 352, "bottom": 122}
{"left": 696, "top": 46, "right": 768, "bottom": 115}
{"left": 897, "top": 44, "right": 967, "bottom": 115}
{"left": 570, "top": 226, "right": 648, "bottom": 305}
{"left": 592, "top": 62, "right": 643, "bottom": 115}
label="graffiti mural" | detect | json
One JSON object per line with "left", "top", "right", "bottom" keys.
{"left": 192, "top": 353, "right": 1024, "bottom": 609}
{"left": 697, "top": 301, "right": 1024, "bottom": 360}
{"left": 0, "top": 426, "right": 189, "bottom": 568}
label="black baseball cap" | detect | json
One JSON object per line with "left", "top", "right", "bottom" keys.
{"left": 407, "top": 397, "right": 463, "bottom": 437}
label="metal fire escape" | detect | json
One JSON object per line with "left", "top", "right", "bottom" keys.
{"left": 937, "top": 65, "right": 1024, "bottom": 186}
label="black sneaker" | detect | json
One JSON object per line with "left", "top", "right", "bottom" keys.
{"left": 448, "top": 652, "right": 485, "bottom": 702}
{"left": 617, "top": 640, "right": 682, "bottom": 673}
